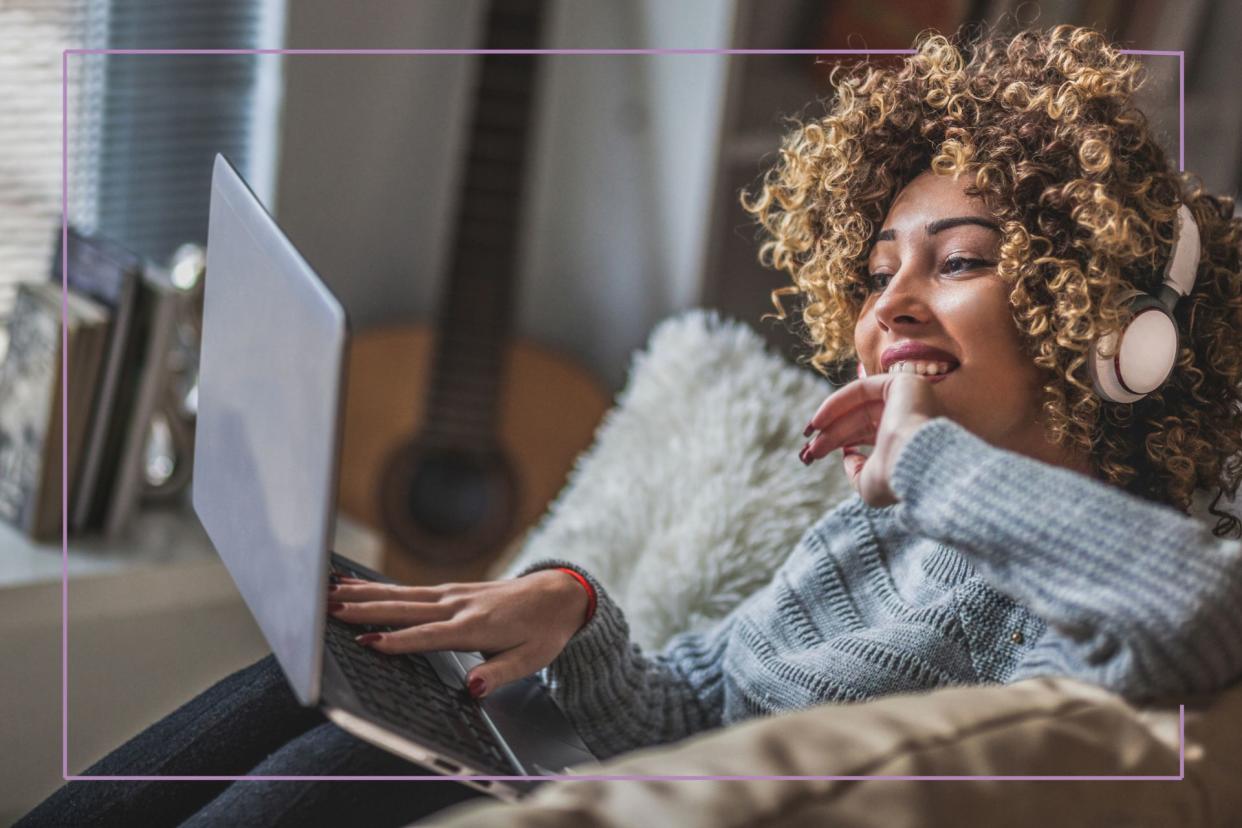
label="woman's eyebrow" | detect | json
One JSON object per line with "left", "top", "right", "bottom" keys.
{"left": 875, "top": 216, "right": 1000, "bottom": 242}
{"left": 928, "top": 215, "right": 1001, "bottom": 235}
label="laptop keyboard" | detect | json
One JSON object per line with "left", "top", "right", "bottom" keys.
{"left": 325, "top": 562, "right": 518, "bottom": 775}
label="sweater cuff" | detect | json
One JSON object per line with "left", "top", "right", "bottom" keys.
{"left": 889, "top": 416, "right": 998, "bottom": 534}
{"left": 553, "top": 567, "right": 597, "bottom": 626}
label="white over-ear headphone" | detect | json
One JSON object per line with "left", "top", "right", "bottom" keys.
{"left": 1088, "top": 203, "right": 1202, "bottom": 404}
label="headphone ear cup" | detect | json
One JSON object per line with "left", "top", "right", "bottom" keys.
{"left": 1120, "top": 305, "right": 1179, "bottom": 392}
{"left": 1089, "top": 330, "right": 1141, "bottom": 403}
{"left": 1089, "top": 297, "right": 1179, "bottom": 403}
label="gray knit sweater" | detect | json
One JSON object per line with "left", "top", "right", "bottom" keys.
{"left": 516, "top": 416, "right": 1242, "bottom": 760}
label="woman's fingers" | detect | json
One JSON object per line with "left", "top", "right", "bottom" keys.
{"left": 331, "top": 582, "right": 448, "bottom": 604}
{"left": 363, "top": 620, "right": 486, "bottom": 656}
{"left": 805, "top": 375, "right": 891, "bottom": 436}
{"left": 463, "top": 643, "right": 542, "bottom": 698}
{"left": 337, "top": 578, "right": 571, "bottom": 685}
{"left": 805, "top": 400, "right": 884, "bottom": 459}
{"left": 841, "top": 445, "right": 868, "bottom": 490}
{"left": 329, "top": 598, "right": 453, "bottom": 627}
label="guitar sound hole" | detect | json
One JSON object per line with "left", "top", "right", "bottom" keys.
{"left": 407, "top": 448, "right": 490, "bottom": 537}
{"left": 378, "top": 437, "right": 518, "bottom": 566}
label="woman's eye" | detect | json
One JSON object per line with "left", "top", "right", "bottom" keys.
{"left": 862, "top": 257, "right": 992, "bottom": 297}
{"left": 943, "top": 256, "right": 989, "bottom": 274}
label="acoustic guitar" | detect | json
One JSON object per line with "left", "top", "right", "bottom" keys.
{"left": 336, "top": 0, "right": 612, "bottom": 586}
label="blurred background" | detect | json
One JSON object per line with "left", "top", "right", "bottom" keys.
{"left": 1, "top": 0, "right": 1239, "bottom": 821}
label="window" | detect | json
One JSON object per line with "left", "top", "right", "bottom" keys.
{"left": 0, "top": 0, "right": 286, "bottom": 352}
{"left": 89, "top": 0, "right": 287, "bottom": 264}
{"left": 0, "top": 1, "right": 96, "bottom": 320}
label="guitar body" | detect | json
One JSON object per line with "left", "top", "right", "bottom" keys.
{"left": 337, "top": 325, "right": 611, "bottom": 585}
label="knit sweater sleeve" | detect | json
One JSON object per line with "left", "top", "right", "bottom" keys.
{"left": 511, "top": 557, "right": 740, "bottom": 760}
{"left": 890, "top": 416, "right": 1242, "bottom": 703}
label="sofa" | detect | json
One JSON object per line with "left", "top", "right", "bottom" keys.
{"left": 425, "top": 309, "right": 1242, "bottom": 827}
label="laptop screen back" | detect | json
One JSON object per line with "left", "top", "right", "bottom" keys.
{"left": 194, "top": 153, "right": 348, "bottom": 706}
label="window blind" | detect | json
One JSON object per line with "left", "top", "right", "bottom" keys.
{"left": 0, "top": 0, "right": 285, "bottom": 334}
{"left": 0, "top": 0, "right": 98, "bottom": 320}
{"left": 93, "top": 0, "right": 287, "bottom": 265}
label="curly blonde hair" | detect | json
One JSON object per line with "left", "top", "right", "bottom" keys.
{"left": 742, "top": 24, "right": 1242, "bottom": 537}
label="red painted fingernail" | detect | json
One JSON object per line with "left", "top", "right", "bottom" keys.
{"left": 328, "top": 584, "right": 339, "bottom": 593}
{"left": 355, "top": 633, "right": 382, "bottom": 645}
{"left": 803, "top": 422, "right": 815, "bottom": 438}
{"left": 327, "top": 601, "right": 345, "bottom": 613}
{"left": 468, "top": 676, "right": 487, "bottom": 698}
{"left": 800, "top": 445, "right": 813, "bottom": 465}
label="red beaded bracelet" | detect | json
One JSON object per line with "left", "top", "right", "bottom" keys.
{"left": 554, "top": 567, "right": 597, "bottom": 627}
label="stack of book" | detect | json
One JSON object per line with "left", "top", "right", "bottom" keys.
{"left": 0, "top": 228, "right": 178, "bottom": 542}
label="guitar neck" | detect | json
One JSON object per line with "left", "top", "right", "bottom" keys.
{"left": 425, "top": 0, "right": 548, "bottom": 445}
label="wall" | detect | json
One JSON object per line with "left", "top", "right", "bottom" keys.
{"left": 275, "top": 0, "right": 737, "bottom": 393}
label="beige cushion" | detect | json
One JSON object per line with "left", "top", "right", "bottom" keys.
{"left": 426, "top": 676, "right": 1242, "bottom": 827}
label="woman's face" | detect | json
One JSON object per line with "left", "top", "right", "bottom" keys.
{"left": 854, "top": 169, "right": 1089, "bottom": 472}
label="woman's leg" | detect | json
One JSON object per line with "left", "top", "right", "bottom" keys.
{"left": 181, "top": 722, "right": 489, "bottom": 828}
{"left": 16, "top": 653, "right": 325, "bottom": 828}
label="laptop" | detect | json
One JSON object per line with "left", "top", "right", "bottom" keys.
{"left": 193, "top": 153, "right": 598, "bottom": 801}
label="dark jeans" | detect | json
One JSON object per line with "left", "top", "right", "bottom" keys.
{"left": 16, "top": 653, "right": 489, "bottom": 827}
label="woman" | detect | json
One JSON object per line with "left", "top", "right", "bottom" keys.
{"left": 21, "top": 23, "right": 1242, "bottom": 827}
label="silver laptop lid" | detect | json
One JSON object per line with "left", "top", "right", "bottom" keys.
{"left": 193, "top": 153, "right": 347, "bottom": 706}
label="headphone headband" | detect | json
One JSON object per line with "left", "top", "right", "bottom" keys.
{"left": 1165, "top": 204, "right": 1202, "bottom": 298}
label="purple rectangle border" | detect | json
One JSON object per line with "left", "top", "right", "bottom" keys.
{"left": 60, "top": 47, "right": 1187, "bottom": 784}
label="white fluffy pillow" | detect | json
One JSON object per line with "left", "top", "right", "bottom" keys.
{"left": 502, "top": 308, "right": 855, "bottom": 651}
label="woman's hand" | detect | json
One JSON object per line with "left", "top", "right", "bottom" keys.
{"left": 327, "top": 570, "right": 590, "bottom": 698}
{"left": 800, "top": 372, "right": 948, "bottom": 507}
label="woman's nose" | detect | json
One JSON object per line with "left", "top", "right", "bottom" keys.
{"left": 872, "top": 265, "right": 930, "bottom": 328}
